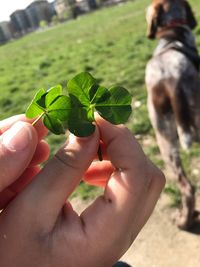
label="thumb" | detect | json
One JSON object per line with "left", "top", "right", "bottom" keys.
{"left": 0, "top": 121, "right": 38, "bottom": 192}
{"left": 16, "top": 128, "right": 99, "bottom": 229}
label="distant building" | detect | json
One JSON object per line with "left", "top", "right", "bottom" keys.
{"left": 76, "top": 0, "right": 91, "bottom": 13}
{"left": 87, "top": 0, "right": 98, "bottom": 10}
{"left": 0, "top": 21, "right": 13, "bottom": 44}
{"left": 10, "top": 9, "right": 31, "bottom": 36}
{"left": 0, "top": 28, "right": 5, "bottom": 44}
{"left": 26, "top": 0, "right": 55, "bottom": 29}
{"left": 49, "top": 1, "right": 57, "bottom": 17}
{"left": 54, "top": 0, "right": 96, "bottom": 20}
{"left": 54, "top": 0, "right": 71, "bottom": 19}
{"left": 0, "top": 0, "right": 99, "bottom": 44}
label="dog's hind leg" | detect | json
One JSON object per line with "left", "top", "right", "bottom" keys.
{"left": 189, "top": 84, "right": 200, "bottom": 142}
{"left": 148, "top": 97, "right": 195, "bottom": 230}
{"left": 169, "top": 84, "right": 193, "bottom": 150}
{"left": 172, "top": 76, "right": 200, "bottom": 147}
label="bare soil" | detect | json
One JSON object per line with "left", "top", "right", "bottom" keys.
{"left": 120, "top": 193, "right": 200, "bottom": 267}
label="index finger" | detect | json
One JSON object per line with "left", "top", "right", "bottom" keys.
{"left": 0, "top": 114, "right": 48, "bottom": 140}
{"left": 84, "top": 117, "right": 151, "bottom": 211}
{"left": 80, "top": 117, "right": 165, "bottom": 254}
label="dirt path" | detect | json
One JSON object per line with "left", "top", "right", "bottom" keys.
{"left": 71, "top": 192, "right": 200, "bottom": 267}
{"left": 121, "top": 193, "right": 200, "bottom": 267}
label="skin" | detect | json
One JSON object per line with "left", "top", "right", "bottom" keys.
{"left": 0, "top": 114, "right": 165, "bottom": 267}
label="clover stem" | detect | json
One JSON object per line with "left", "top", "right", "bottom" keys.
{"left": 97, "top": 144, "right": 103, "bottom": 161}
{"left": 32, "top": 112, "right": 45, "bottom": 126}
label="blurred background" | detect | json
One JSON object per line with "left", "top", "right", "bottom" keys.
{"left": 0, "top": 0, "right": 200, "bottom": 266}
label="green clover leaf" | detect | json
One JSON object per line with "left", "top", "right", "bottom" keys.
{"left": 26, "top": 88, "right": 46, "bottom": 118}
{"left": 26, "top": 85, "right": 71, "bottom": 134}
{"left": 67, "top": 72, "right": 96, "bottom": 106}
{"left": 95, "top": 86, "right": 132, "bottom": 124}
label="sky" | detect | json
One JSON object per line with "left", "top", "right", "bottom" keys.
{"left": 0, "top": 0, "right": 52, "bottom": 22}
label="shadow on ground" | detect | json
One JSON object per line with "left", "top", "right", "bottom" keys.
{"left": 189, "top": 218, "right": 200, "bottom": 235}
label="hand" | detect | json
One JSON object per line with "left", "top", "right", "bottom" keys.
{"left": 0, "top": 116, "right": 165, "bottom": 267}
{"left": 0, "top": 115, "right": 49, "bottom": 209}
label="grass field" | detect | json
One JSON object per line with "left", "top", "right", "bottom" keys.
{"left": 1, "top": 0, "right": 200, "bottom": 199}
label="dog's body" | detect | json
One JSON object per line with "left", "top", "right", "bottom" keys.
{"left": 145, "top": 0, "right": 200, "bottom": 229}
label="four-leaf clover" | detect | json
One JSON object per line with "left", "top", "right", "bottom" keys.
{"left": 26, "top": 72, "right": 132, "bottom": 137}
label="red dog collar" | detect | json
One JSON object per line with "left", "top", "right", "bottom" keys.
{"left": 166, "top": 19, "right": 187, "bottom": 27}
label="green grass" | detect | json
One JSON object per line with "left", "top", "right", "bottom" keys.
{"left": 0, "top": 0, "right": 200, "bottom": 199}
{"left": 164, "top": 183, "right": 181, "bottom": 208}
{"left": 71, "top": 181, "right": 103, "bottom": 200}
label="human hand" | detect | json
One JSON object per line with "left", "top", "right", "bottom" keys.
{"left": 0, "top": 115, "right": 49, "bottom": 209}
{"left": 0, "top": 116, "right": 165, "bottom": 267}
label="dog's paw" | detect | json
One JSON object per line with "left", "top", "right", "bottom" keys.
{"left": 172, "top": 209, "right": 198, "bottom": 230}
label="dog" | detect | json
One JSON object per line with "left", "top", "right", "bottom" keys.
{"left": 145, "top": 0, "right": 200, "bottom": 230}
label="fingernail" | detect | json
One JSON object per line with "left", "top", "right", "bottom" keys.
{"left": 68, "top": 133, "right": 93, "bottom": 145}
{"left": 1, "top": 122, "right": 32, "bottom": 151}
{"left": 68, "top": 134, "right": 77, "bottom": 145}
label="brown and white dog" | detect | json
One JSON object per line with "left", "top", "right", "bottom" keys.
{"left": 145, "top": 0, "right": 200, "bottom": 230}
